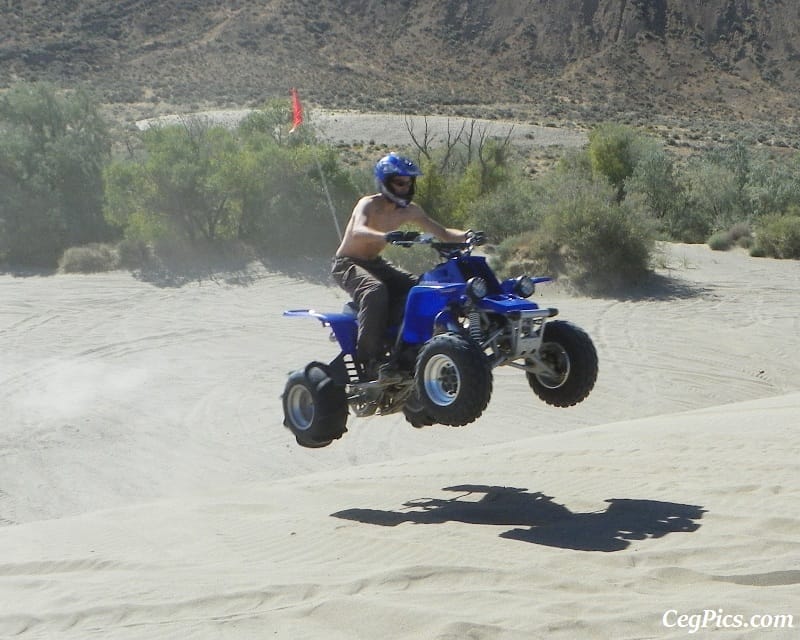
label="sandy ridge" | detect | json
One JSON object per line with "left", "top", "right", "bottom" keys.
{"left": 1, "top": 242, "right": 799, "bottom": 638}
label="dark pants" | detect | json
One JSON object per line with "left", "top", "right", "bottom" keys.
{"left": 331, "top": 256, "right": 417, "bottom": 363}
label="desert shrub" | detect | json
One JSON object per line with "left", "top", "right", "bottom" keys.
{"left": 728, "top": 221, "right": 753, "bottom": 248}
{"left": 0, "top": 82, "right": 114, "bottom": 267}
{"left": 462, "top": 171, "right": 541, "bottom": 241}
{"left": 753, "top": 212, "right": 800, "bottom": 259}
{"left": 491, "top": 171, "right": 656, "bottom": 293}
{"left": 713, "top": 140, "right": 751, "bottom": 193}
{"left": 745, "top": 152, "right": 800, "bottom": 217}
{"left": 707, "top": 231, "right": 733, "bottom": 251}
{"left": 683, "top": 159, "right": 741, "bottom": 237}
{"left": 492, "top": 231, "right": 559, "bottom": 279}
{"left": 543, "top": 195, "right": 655, "bottom": 292}
{"left": 557, "top": 148, "right": 594, "bottom": 178}
{"left": 624, "top": 139, "right": 688, "bottom": 233}
{"left": 661, "top": 202, "right": 712, "bottom": 243}
{"left": 58, "top": 243, "right": 119, "bottom": 273}
{"left": 706, "top": 222, "right": 753, "bottom": 251}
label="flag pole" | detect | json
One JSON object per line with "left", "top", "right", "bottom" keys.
{"left": 314, "top": 153, "right": 343, "bottom": 241}
{"left": 289, "top": 88, "right": 342, "bottom": 241}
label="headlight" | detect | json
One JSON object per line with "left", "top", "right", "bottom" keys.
{"left": 514, "top": 275, "right": 535, "bottom": 298}
{"left": 466, "top": 277, "right": 488, "bottom": 300}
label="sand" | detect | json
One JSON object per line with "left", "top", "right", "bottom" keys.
{"left": 1, "top": 242, "right": 799, "bottom": 638}
{"left": 135, "top": 108, "right": 588, "bottom": 150}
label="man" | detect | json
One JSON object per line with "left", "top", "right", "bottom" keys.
{"left": 331, "top": 152, "right": 471, "bottom": 382}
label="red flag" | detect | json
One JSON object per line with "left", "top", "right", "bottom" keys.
{"left": 289, "top": 88, "right": 303, "bottom": 132}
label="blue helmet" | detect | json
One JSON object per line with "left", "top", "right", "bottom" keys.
{"left": 374, "top": 152, "right": 422, "bottom": 207}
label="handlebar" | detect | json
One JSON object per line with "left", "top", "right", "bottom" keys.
{"left": 388, "top": 232, "right": 485, "bottom": 257}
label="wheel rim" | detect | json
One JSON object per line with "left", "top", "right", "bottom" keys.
{"left": 286, "top": 384, "right": 314, "bottom": 430}
{"left": 423, "top": 353, "right": 461, "bottom": 406}
{"left": 534, "top": 343, "right": 570, "bottom": 389}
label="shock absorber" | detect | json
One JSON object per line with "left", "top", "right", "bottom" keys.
{"left": 468, "top": 311, "right": 483, "bottom": 345}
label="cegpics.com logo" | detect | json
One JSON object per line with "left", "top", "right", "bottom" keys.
{"left": 663, "top": 608, "right": 795, "bottom": 634}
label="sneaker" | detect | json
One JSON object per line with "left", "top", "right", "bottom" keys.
{"left": 362, "top": 359, "right": 403, "bottom": 384}
{"left": 377, "top": 361, "right": 403, "bottom": 384}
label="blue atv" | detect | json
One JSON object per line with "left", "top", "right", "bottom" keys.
{"left": 282, "top": 233, "right": 598, "bottom": 448}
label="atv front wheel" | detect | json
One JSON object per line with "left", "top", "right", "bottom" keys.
{"left": 526, "top": 320, "right": 598, "bottom": 407}
{"left": 415, "top": 332, "right": 492, "bottom": 427}
{"left": 282, "top": 362, "right": 348, "bottom": 447}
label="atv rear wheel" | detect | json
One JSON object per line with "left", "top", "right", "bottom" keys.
{"left": 283, "top": 362, "right": 348, "bottom": 447}
{"left": 526, "top": 320, "right": 597, "bottom": 407}
{"left": 402, "top": 389, "right": 436, "bottom": 428}
{"left": 415, "top": 332, "right": 492, "bottom": 427}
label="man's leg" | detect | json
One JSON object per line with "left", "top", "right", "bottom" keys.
{"left": 370, "top": 260, "right": 418, "bottom": 328}
{"left": 359, "top": 260, "right": 417, "bottom": 382}
{"left": 331, "top": 258, "right": 389, "bottom": 365}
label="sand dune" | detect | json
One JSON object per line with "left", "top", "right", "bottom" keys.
{"left": 1, "top": 243, "right": 799, "bottom": 638}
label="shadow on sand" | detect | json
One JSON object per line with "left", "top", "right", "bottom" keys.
{"left": 2, "top": 251, "right": 707, "bottom": 301}
{"left": 332, "top": 485, "right": 705, "bottom": 552}
{"left": 578, "top": 271, "right": 712, "bottom": 302}
{"left": 129, "top": 252, "right": 333, "bottom": 288}
{"left": 0, "top": 267, "right": 57, "bottom": 278}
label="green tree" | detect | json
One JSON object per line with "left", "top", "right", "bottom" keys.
{"left": 588, "top": 123, "right": 639, "bottom": 201}
{"left": 105, "top": 120, "right": 242, "bottom": 243}
{"left": 233, "top": 141, "right": 354, "bottom": 254}
{"left": 0, "top": 82, "right": 112, "bottom": 266}
{"left": 105, "top": 109, "right": 358, "bottom": 258}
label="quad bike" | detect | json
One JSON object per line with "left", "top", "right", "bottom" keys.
{"left": 282, "top": 233, "right": 598, "bottom": 448}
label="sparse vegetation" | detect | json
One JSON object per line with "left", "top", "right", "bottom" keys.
{"left": 2, "top": 80, "right": 800, "bottom": 295}
{"left": 489, "top": 165, "right": 656, "bottom": 294}
{"left": 59, "top": 243, "right": 119, "bottom": 273}
{"left": 752, "top": 211, "right": 800, "bottom": 259}
{"left": 708, "top": 231, "right": 734, "bottom": 251}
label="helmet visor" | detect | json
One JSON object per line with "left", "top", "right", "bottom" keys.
{"left": 389, "top": 176, "right": 413, "bottom": 189}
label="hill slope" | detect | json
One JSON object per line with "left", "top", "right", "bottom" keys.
{"left": 2, "top": 0, "right": 799, "bottom": 128}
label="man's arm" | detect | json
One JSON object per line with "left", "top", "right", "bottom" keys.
{"left": 408, "top": 204, "right": 467, "bottom": 242}
{"left": 348, "top": 197, "right": 389, "bottom": 242}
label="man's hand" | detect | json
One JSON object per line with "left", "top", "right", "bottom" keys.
{"left": 466, "top": 229, "right": 488, "bottom": 246}
{"left": 385, "top": 230, "right": 421, "bottom": 244}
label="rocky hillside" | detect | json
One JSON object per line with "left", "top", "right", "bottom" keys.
{"left": 2, "top": 0, "right": 799, "bottom": 131}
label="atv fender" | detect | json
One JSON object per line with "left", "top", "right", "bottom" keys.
{"left": 284, "top": 309, "right": 358, "bottom": 356}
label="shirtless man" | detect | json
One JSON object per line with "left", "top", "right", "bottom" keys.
{"left": 331, "top": 152, "right": 469, "bottom": 381}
